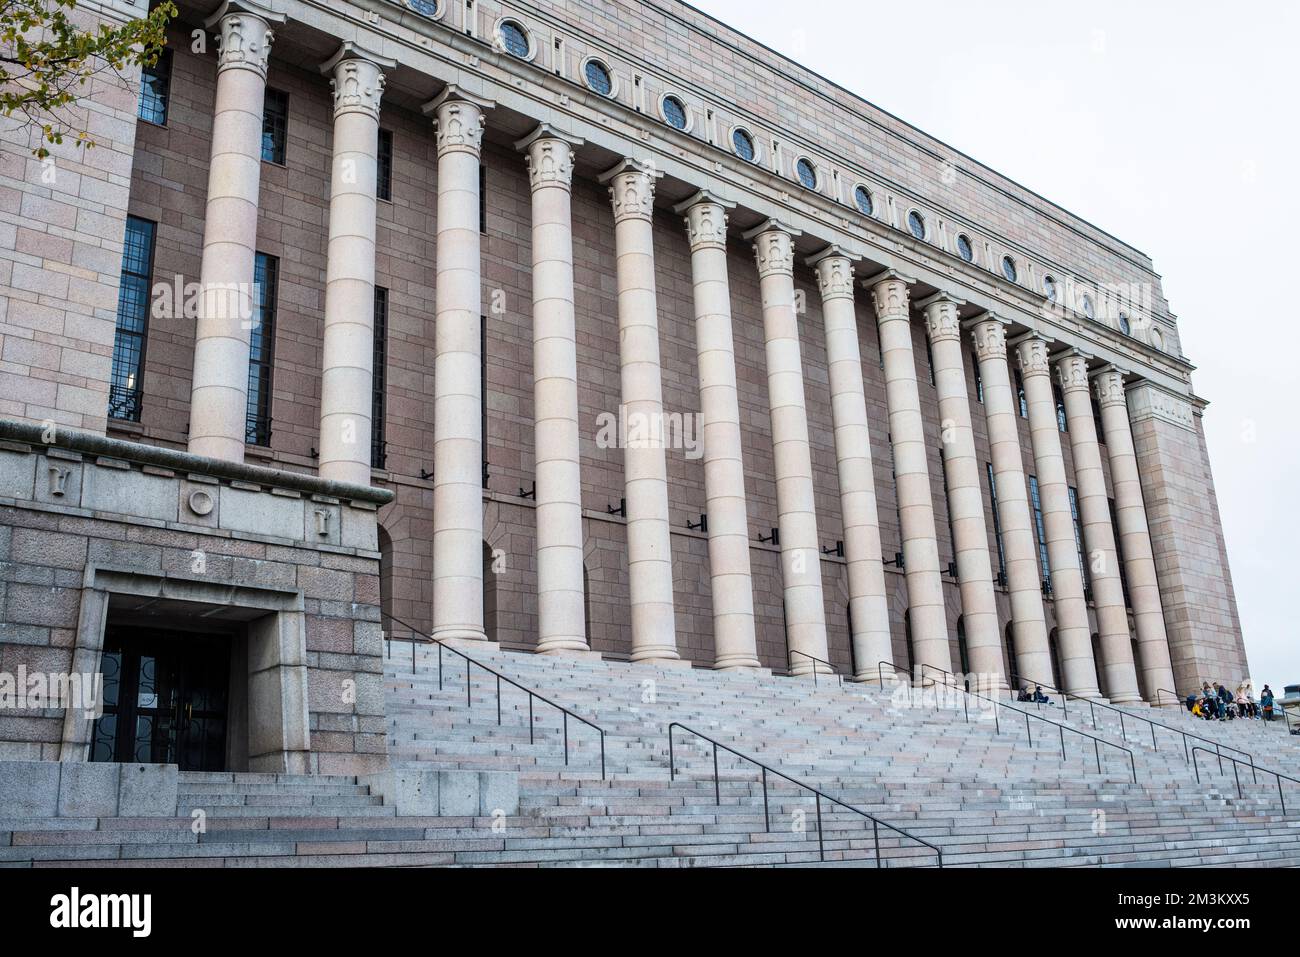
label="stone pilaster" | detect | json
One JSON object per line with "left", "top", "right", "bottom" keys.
{"left": 599, "top": 159, "right": 679, "bottom": 664}
{"left": 188, "top": 0, "right": 285, "bottom": 463}
{"left": 744, "top": 220, "right": 828, "bottom": 676}
{"left": 519, "top": 125, "right": 588, "bottom": 655}
{"left": 922, "top": 294, "right": 1002, "bottom": 691}
{"left": 424, "top": 86, "right": 494, "bottom": 643}
{"left": 1055, "top": 351, "right": 1141, "bottom": 703}
{"left": 808, "top": 248, "right": 890, "bottom": 681}
{"left": 1014, "top": 334, "right": 1100, "bottom": 698}
{"left": 316, "top": 44, "right": 395, "bottom": 487}
{"left": 866, "top": 271, "right": 950, "bottom": 677}
{"left": 968, "top": 315, "right": 1052, "bottom": 689}
{"left": 675, "top": 192, "right": 759, "bottom": 670}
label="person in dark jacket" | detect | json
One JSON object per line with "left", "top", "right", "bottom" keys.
{"left": 1262, "top": 685, "right": 1276, "bottom": 721}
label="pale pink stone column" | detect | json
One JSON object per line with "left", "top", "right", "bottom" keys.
{"left": 188, "top": 1, "right": 284, "bottom": 462}
{"left": 1093, "top": 366, "right": 1178, "bottom": 701}
{"left": 1013, "top": 333, "right": 1100, "bottom": 698}
{"left": 1055, "top": 351, "right": 1141, "bottom": 703}
{"left": 808, "top": 248, "right": 890, "bottom": 680}
{"left": 317, "top": 44, "right": 395, "bottom": 486}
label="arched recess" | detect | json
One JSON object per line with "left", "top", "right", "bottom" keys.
{"left": 482, "top": 541, "right": 498, "bottom": 644}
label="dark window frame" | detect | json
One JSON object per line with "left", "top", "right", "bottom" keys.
{"left": 108, "top": 216, "right": 157, "bottom": 422}
{"left": 987, "top": 463, "right": 1006, "bottom": 582}
{"left": 1028, "top": 474, "right": 1051, "bottom": 588}
{"left": 261, "top": 88, "right": 289, "bottom": 165}
{"left": 1014, "top": 369, "right": 1028, "bottom": 418}
{"left": 245, "top": 253, "right": 278, "bottom": 447}
{"left": 377, "top": 128, "right": 393, "bottom": 202}
{"left": 138, "top": 47, "right": 173, "bottom": 126}
{"left": 371, "top": 287, "right": 389, "bottom": 470}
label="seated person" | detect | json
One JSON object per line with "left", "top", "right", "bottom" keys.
{"left": 1032, "top": 685, "right": 1051, "bottom": 705}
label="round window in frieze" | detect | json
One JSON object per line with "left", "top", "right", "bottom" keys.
{"left": 795, "top": 157, "right": 818, "bottom": 190}
{"left": 853, "top": 184, "right": 874, "bottom": 216}
{"left": 187, "top": 489, "right": 215, "bottom": 517}
{"left": 731, "top": 126, "right": 757, "bottom": 163}
{"left": 583, "top": 57, "right": 615, "bottom": 97}
{"left": 660, "top": 93, "right": 689, "bottom": 131}
{"left": 1081, "top": 294, "right": 1096, "bottom": 320}
{"left": 1150, "top": 327, "right": 1164, "bottom": 351}
{"left": 497, "top": 19, "right": 533, "bottom": 60}
{"left": 907, "top": 209, "right": 927, "bottom": 240}
{"left": 1001, "top": 255, "right": 1018, "bottom": 284}
{"left": 1043, "top": 274, "right": 1058, "bottom": 302}
{"left": 406, "top": 0, "right": 442, "bottom": 18}
{"left": 956, "top": 233, "right": 974, "bottom": 263}
{"left": 1118, "top": 312, "right": 1131, "bottom": 335}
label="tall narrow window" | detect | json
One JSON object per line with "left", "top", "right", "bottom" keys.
{"left": 1014, "top": 369, "right": 1028, "bottom": 417}
{"left": 972, "top": 352, "right": 984, "bottom": 403}
{"left": 371, "top": 287, "right": 388, "bottom": 470}
{"left": 1028, "top": 475, "right": 1051, "bottom": 588}
{"left": 479, "top": 164, "right": 487, "bottom": 234}
{"left": 1110, "top": 498, "right": 1131, "bottom": 606}
{"left": 1092, "top": 394, "right": 1106, "bottom": 445}
{"left": 480, "top": 315, "right": 488, "bottom": 484}
{"left": 1069, "top": 486, "right": 1089, "bottom": 595}
{"left": 138, "top": 48, "right": 172, "bottom": 125}
{"left": 108, "top": 216, "right": 156, "bottom": 422}
{"left": 245, "top": 253, "right": 278, "bottom": 446}
{"left": 939, "top": 445, "right": 955, "bottom": 566}
{"left": 1053, "top": 383, "right": 1068, "bottom": 432}
{"left": 924, "top": 336, "right": 935, "bottom": 386}
{"left": 261, "top": 89, "right": 288, "bottom": 164}
{"left": 986, "top": 463, "right": 1006, "bottom": 582}
{"left": 377, "top": 129, "right": 393, "bottom": 202}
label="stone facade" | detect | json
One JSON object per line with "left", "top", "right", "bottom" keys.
{"left": 0, "top": 0, "right": 1248, "bottom": 771}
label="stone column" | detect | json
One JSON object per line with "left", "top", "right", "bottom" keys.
{"left": 1013, "top": 334, "right": 1100, "bottom": 698}
{"left": 921, "top": 294, "right": 1002, "bottom": 690}
{"left": 1093, "top": 368, "right": 1178, "bottom": 700}
{"left": 743, "top": 220, "right": 828, "bottom": 676}
{"left": 316, "top": 44, "right": 395, "bottom": 487}
{"left": 425, "top": 87, "right": 494, "bottom": 643}
{"left": 866, "top": 271, "right": 950, "bottom": 677}
{"left": 967, "top": 315, "right": 1052, "bottom": 688}
{"left": 188, "top": 1, "right": 285, "bottom": 462}
{"left": 1055, "top": 351, "right": 1142, "bottom": 703}
{"left": 518, "top": 126, "right": 588, "bottom": 655}
{"left": 598, "top": 159, "right": 678, "bottom": 664}
{"left": 808, "top": 248, "right": 890, "bottom": 680}
{"left": 674, "top": 192, "right": 759, "bottom": 670}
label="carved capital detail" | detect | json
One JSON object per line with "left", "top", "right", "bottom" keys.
{"left": 868, "top": 276, "right": 910, "bottom": 322}
{"left": 683, "top": 201, "right": 728, "bottom": 250}
{"left": 1015, "top": 337, "right": 1051, "bottom": 378}
{"left": 214, "top": 12, "right": 277, "bottom": 78}
{"left": 813, "top": 255, "right": 854, "bottom": 301}
{"left": 923, "top": 298, "right": 962, "bottom": 344}
{"left": 329, "top": 57, "right": 386, "bottom": 121}
{"left": 1092, "top": 369, "right": 1127, "bottom": 409}
{"left": 434, "top": 99, "right": 486, "bottom": 157}
{"left": 1055, "top": 354, "right": 1090, "bottom": 393}
{"left": 970, "top": 318, "right": 1007, "bottom": 361}
{"left": 525, "top": 137, "right": 575, "bottom": 192}
{"left": 752, "top": 228, "right": 794, "bottom": 279}
{"left": 606, "top": 166, "right": 658, "bottom": 223}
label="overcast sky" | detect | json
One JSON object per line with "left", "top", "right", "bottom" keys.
{"left": 689, "top": 0, "right": 1298, "bottom": 689}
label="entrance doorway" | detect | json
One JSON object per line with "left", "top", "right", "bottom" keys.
{"left": 90, "top": 628, "right": 231, "bottom": 771}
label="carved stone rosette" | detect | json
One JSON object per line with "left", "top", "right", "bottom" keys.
{"left": 525, "top": 137, "right": 576, "bottom": 192}
{"left": 329, "top": 57, "right": 386, "bottom": 121}
{"left": 970, "top": 315, "right": 1008, "bottom": 361}
{"left": 812, "top": 254, "right": 854, "bottom": 302}
{"left": 683, "top": 201, "right": 729, "bottom": 251}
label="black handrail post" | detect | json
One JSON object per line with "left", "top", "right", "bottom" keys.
{"left": 563, "top": 712, "right": 569, "bottom": 767}
{"left": 1129, "top": 752, "right": 1136, "bottom": 784}
{"left": 873, "top": 819, "right": 881, "bottom": 868}
{"left": 599, "top": 731, "right": 606, "bottom": 780}
{"left": 1192, "top": 749, "right": 1202, "bottom": 784}
{"left": 411, "top": 637, "right": 415, "bottom": 674}
{"left": 713, "top": 743, "right": 720, "bottom": 806}
{"left": 1232, "top": 759, "right": 1242, "bottom": 799}
{"left": 762, "top": 767, "right": 770, "bottom": 832}
{"left": 1025, "top": 711, "right": 1032, "bottom": 746}
{"left": 438, "top": 642, "right": 443, "bottom": 689}
{"left": 466, "top": 658, "right": 472, "bottom": 709}
{"left": 1280, "top": 776, "right": 1286, "bottom": 816}
{"left": 962, "top": 692, "right": 969, "bottom": 724}
{"left": 1094, "top": 738, "right": 1101, "bottom": 776}
{"left": 528, "top": 695, "right": 534, "bottom": 745}
{"left": 1059, "top": 724, "right": 1065, "bottom": 761}
{"left": 815, "top": 793, "right": 824, "bottom": 862}
{"left": 1150, "top": 722, "right": 1157, "bottom": 751}
{"left": 668, "top": 724, "right": 676, "bottom": 781}
{"left": 496, "top": 674, "right": 502, "bottom": 726}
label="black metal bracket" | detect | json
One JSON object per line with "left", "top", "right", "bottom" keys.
{"left": 482, "top": 460, "right": 490, "bottom": 489}
{"left": 519, "top": 481, "right": 536, "bottom": 500}
{"left": 883, "top": 552, "right": 905, "bottom": 569}
{"left": 821, "top": 540, "right": 844, "bottom": 558}
{"left": 420, "top": 468, "right": 434, "bottom": 481}
{"left": 686, "top": 513, "right": 707, "bottom": 533}
{"left": 607, "top": 498, "right": 626, "bottom": 518}
{"left": 995, "top": 570, "right": 1008, "bottom": 588}
{"left": 757, "top": 527, "right": 779, "bottom": 546}
{"left": 943, "top": 561, "right": 959, "bottom": 580}
{"left": 309, "top": 447, "right": 319, "bottom": 460}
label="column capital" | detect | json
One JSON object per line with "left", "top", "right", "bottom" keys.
{"left": 807, "top": 247, "right": 854, "bottom": 301}
{"left": 966, "top": 312, "right": 1010, "bottom": 360}
{"left": 599, "top": 158, "right": 663, "bottom": 223}
{"left": 320, "top": 43, "right": 395, "bottom": 121}
{"left": 918, "top": 292, "right": 965, "bottom": 344}
{"left": 520, "top": 136, "right": 577, "bottom": 192}
{"left": 863, "top": 269, "right": 915, "bottom": 321}
{"left": 1011, "top": 333, "right": 1051, "bottom": 378}
{"left": 423, "top": 86, "right": 495, "bottom": 158}
{"left": 206, "top": 0, "right": 285, "bottom": 78}
{"left": 1052, "top": 348, "right": 1093, "bottom": 393}
{"left": 742, "top": 219, "right": 801, "bottom": 278}
{"left": 675, "top": 192, "right": 733, "bottom": 250}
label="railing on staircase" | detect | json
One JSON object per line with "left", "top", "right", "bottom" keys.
{"left": 1009, "top": 673, "right": 1253, "bottom": 770}
{"left": 382, "top": 614, "right": 606, "bottom": 780}
{"left": 666, "top": 722, "right": 943, "bottom": 867}
{"left": 788, "top": 650, "right": 843, "bottom": 687}
{"left": 1191, "top": 746, "right": 1297, "bottom": 815}
{"left": 885, "top": 663, "right": 1138, "bottom": 783}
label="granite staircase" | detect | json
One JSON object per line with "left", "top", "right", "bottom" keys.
{"left": 3, "top": 641, "right": 1298, "bottom": 868}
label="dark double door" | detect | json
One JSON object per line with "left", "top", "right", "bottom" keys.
{"left": 90, "top": 628, "right": 230, "bottom": 772}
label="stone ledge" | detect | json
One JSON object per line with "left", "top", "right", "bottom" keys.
{"left": 0, "top": 760, "right": 178, "bottom": 817}
{"left": 361, "top": 768, "right": 520, "bottom": 817}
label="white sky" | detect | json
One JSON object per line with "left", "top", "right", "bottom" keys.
{"left": 689, "top": 0, "right": 1298, "bottom": 689}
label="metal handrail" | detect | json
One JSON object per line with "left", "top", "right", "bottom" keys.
{"left": 915, "top": 663, "right": 1137, "bottom": 782}
{"left": 1009, "top": 672, "right": 1254, "bottom": 770}
{"left": 667, "top": 722, "right": 943, "bottom": 867}
{"left": 1191, "top": 746, "right": 1299, "bottom": 816}
{"left": 788, "top": 649, "right": 842, "bottom": 687}
{"left": 1155, "top": 688, "right": 1184, "bottom": 710}
{"left": 382, "top": 613, "right": 606, "bottom": 779}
